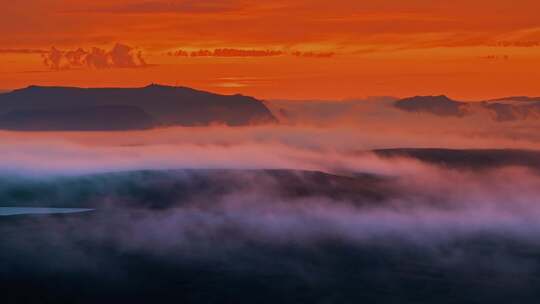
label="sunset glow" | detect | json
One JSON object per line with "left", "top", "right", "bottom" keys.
{"left": 2, "top": 0, "right": 540, "bottom": 99}
{"left": 4, "top": 2, "right": 540, "bottom": 303}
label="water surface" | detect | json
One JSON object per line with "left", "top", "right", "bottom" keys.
{"left": 0, "top": 207, "right": 94, "bottom": 216}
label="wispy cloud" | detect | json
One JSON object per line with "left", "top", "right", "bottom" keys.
{"left": 0, "top": 49, "right": 48, "bottom": 54}
{"left": 493, "top": 41, "right": 540, "bottom": 47}
{"left": 168, "top": 48, "right": 285, "bottom": 57}
{"left": 291, "top": 51, "right": 335, "bottom": 58}
{"left": 167, "top": 48, "right": 334, "bottom": 58}
{"left": 82, "top": 0, "right": 245, "bottom": 14}
{"left": 42, "top": 43, "right": 148, "bottom": 70}
{"left": 479, "top": 54, "right": 510, "bottom": 61}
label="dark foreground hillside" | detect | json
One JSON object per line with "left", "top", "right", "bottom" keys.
{"left": 3, "top": 213, "right": 540, "bottom": 304}
{"left": 2, "top": 160, "right": 540, "bottom": 303}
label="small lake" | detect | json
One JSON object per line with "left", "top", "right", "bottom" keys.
{"left": 0, "top": 207, "right": 94, "bottom": 216}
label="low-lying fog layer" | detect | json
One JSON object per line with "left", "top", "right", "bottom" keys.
{"left": 2, "top": 105, "right": 540, "bottom": 302}
{"left": 1, "top": 125, "right": 540, "bottom": 176}
{"left": 1, "top": 118, "right": 540, "bottom": 252}
{"left": 3, "top": 163, "right": 540, "bottom": 244}
{"left": 2, "top": 163, "right": 540, "bottom": 302}
{"left": 2, "top": 95, "right": 540, "bottom": 175}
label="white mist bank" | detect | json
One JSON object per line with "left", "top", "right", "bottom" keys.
{"left": 0, "top": 121, "right": 539, "bottom": 176}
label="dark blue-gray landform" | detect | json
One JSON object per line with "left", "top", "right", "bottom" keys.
{"left": 3, "top": 149, "right": 540, "bottom": 303}
{"left": 0, "top": 207, "right": 93, "bottom": 216}
{"left": 0, "top": 84, "right": 277, "bottom": 130}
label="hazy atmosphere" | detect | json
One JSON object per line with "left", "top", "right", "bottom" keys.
{"left": 2, "top": 1, "right": 540, "bottom": 304}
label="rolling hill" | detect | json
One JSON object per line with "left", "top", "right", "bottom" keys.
{"left": 0, "top": 84, "right": 277, "bottom": 130}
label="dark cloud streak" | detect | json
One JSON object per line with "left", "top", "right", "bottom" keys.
{"left": 81, "top": 0, "right": 245, "bottom": 14}
{"left": 0, "top": 49, "right": 48, "bottom": 54}
{"left": 167, "top": 48, "right": 335, "bottom": 58}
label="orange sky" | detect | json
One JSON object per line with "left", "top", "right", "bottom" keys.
{"left": 1, "top": 0, "right": 540, "bottom": 100}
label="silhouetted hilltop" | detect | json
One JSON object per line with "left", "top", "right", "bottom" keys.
{"left": 0, "top": 105, "right": 155, "bottom": 131}
{"left": 0, "top": 84, "right": 277, "bottom": 130}
{"left": 394, "top": 95, "right": 540, "bottom": 121}
{"left": 488, "top": 96, "right": 540, "bottom": 103}
{"left": 394, "top": 95, "right": 465, "bottom": 117}
{"left": 374, "top": 148, "right": 540, "bottom": 170}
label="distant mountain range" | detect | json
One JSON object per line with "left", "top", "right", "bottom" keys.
{"left": 488, "top": 96, "right": 540, "bottom": 103}
{"left": 0, "top": 84, "right": 277, "bottom": 130}
{"left": 1, "top": 84, "right": 539, "bottom": 130}
{"left": 394, "top": 95, "right": 540, "bottom": 121}
{"left": 374, "top": 148, "right": 540, "bottom": 170}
